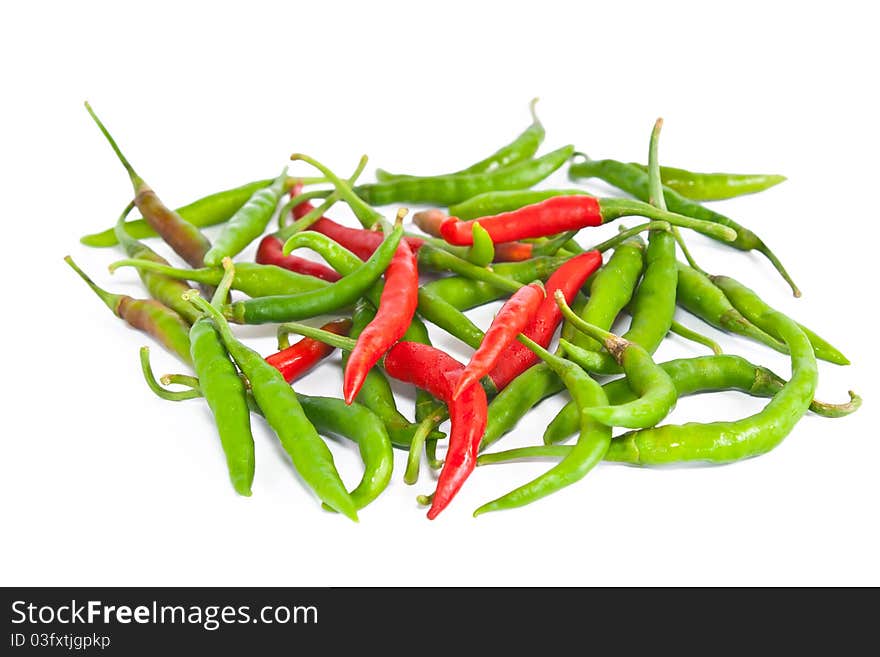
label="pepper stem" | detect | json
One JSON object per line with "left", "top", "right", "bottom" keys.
{"left": 531, "top": 229, "right": 580, "bottom": 257}
{"left": 477, "top": 445, "right": 570, "bottom": 466}
{"left": 211, "top": 258, "right": 236, "bottom": 308}
{"left": 587, "top": 221, "right": 670, "bottom": 253}
{"left": 108, "top": 258, "right": 218, "bottom": 285}
{"left": 404, "top": 415, "right": 442, "bottom": 485}
{"left": 598, "top": 198, "right": 737, "bottom": 242}
{"left": 647, "top": 117, "right": 666, "bottom": 211}
{"left": 554, "top": 289, "right": 630, "bottom": 360}
{"left": 276, "top": 322, "right": 357, "bottom": 352}
{"left": 669, "top": 320, "right": 723, "bottom": 355}
{"left": 83, "top": 101, "right": 145, "bottom": 190}
{"left": 112, "top": 201, "right": 138, "bottom": 252}
{"left": 809, "top": 390, "right": 862, "bottom": 418}
{"left": 139, "top": 347, "right": 201, "bottom": 401}
{"left": 64, "top": 255, "right": 122, "bottom": 314}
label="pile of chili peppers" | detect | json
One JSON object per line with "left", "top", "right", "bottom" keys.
{"left": 69, "top": 101, "right": 861, "bottom": 520}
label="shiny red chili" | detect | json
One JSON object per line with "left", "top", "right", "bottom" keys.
{"left": 265, "top": 318, "right": 352, "bottom": 383}
{"left": 255, "top": 235, "right": 342, "bottom": 282}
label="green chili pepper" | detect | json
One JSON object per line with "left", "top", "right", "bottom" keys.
{"left": 544, "top": 355, "right": 861, "bottom": 445}
{"left": 448, "top": 189, "right": 589, "bottom": 220}
{"left": 112, "top": 202, "right": 199, "bottom": 324}
{"left": 472, "top": 335, "right": 611, "bottom": 516}
{"left": 629, "top": 163, "right": 787, "bottom": 201}
{"left": 605, "top": 306, "right": 817, "bottom": 465}
{"left": 569, "top": 156, "right": 800, "bottom": 297}
{"left": 675, "top": 262, "right": 787, "bottom": 353}
{"left": 711, "top": 275, "right": 849, "bottom": 365}
{"left": 186, "top": 292, "right": 358, "bottom": 520}
{"left": 557, "top": 291, "right": 677, "bottom": 429}
{"left": 353, "top": 145, "right": 575, "bottom": 207}
{"left": 108, "top": 259, "right": 328, "bottom": 299}
{"left": 203, "top": 169, "right": 289, "bottom": 266}
{"left": 82, "top": 178, "right": 276, "bottom": 248}
{"left": 296, "top": 394, "right": 393, "bottom": 510}
{"left": 187, "top": 260, "right": 255, "bottom": 496}
{"left": 376, "top": 98, "right": 545, "bottom": 181}
{"left": 223, "top": 219, "right": 403, "bottom": 324}
{"left": 65, "top": 256, "right": 192, "bottom": 364}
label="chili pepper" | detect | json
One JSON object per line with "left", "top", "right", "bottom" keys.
{"left": 353, "top": 145, "right": 575, "bottom": 207}
{"left": 487, "top": 251, "right": 603, "bottom": 391}
{"left": 448, "top": 189, "right": 590, "bottom": 220}
{"left": 295, "top": 394, "right": 393, "bottom": 510}
{"left": 64, "top": 256, "right": 192, "bottom": 364}
{"left": 569, "top": 156, "right": 800, "bottom": 296}
{"left": 544, "top": 354, "right": 861, "bottom": 445}
{"left": 108, "top": 258, "right": 328, "bottom": 298}
{"left": 254, "top": 235, "right": 342, "bottom": 282}
{"left": 187, "top": 260, "right": 255, "bottom": 496}
{"left": 82, "top": 178, "right": 277, "bottom": 248}
{"left": 266, "top": 318, "right": 352, "bottom": 383}
{"left": 185, "top": 292, "right": 358, "bottom": 520}
{"left": 675, "top": 262, "right": 787, "bottom": 353}
{"left": 557, "top": 291, "right": 677, "bottom": 429}
{"left": 453, "top": 283, "right": 545, "bottom": 399}
{"left": 84, "top": 102, "right": 212, "bottom": 268}
{"left": 417, "top": 287, "right": 486, "bottom": 349}
{"left": 711, "top": 275, "right": 849, "bottom": 365}
{"left": 414, "top": 245, "right": 524, "bottom": 293}
{"left": 629, "top": 163, "right": 787, "bottom": 201}
{"left": 203, "top": 169, "right": 288, "bottom": 266}
{"left": 473, "top": 334, "right": 611, "bottom": 516}
{"left": 604, "top": 307, "right": 817, "bottom": 466}
{"left": 383, "top": 342, "right": 488, "bottom": 519}
{"left": 224, "top": 218, "right": 403, "bottom": 324}
{"left": 112, "top": 201, "right": 200, "bottom": 324}
{"left": 376, "top": 98, "right": 545, "bottom": 181}
{"left": 566, "top": 235, "right": 644, "bottom": 352}
{"left": 480, "top": 363, "right": 565, "bottom": 452}
{"left": 344, "top": 238, "right": 419, "bottom": 404}
{"left": 437, "top": 195, "right": 736, "bottom": 246}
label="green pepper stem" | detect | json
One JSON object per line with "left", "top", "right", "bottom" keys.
{"left": 531, "top": 229, "right": 580, "bottom": 257}
{"left": 276, "top": 322, "right": 357, "bottom": 351}
{"left": 211, "top": 258, "right": 236, "bottom": 308}
{"left": 671, "top": 226, "right": 706, "bottom": 274}
{"left": 290, "top": 153, "right": 390, "bottom": 231}
{"left": 139, "top": 347, "right": 202, "bottom": 401}
{"left": 809, "top": 390, "right": 862, "bottom": 418}
{"left": 554, "top": 289, "right": 628, "bottom": 357}
{"left": 277, "top": 192, "right": 342, "bottom": 245}
{"left": 598, "top": 198, "right": 738, "bottom": 242}
{"left": 162, "top": 373, "right": 202, "bottom": 390}
{"left": 669, "top": 320, "right": 723, "bottom": 355}
{"left": 64, "top": 255, "right": 121, "bottom": 313}
{"left": 477, "top": 445, "right": 570, "bottom": 466}
{"left": 587, "top": 221, "right": 670, "bottom": 253}
{"left": 404, "top": 415, "right": 442, "bottom": 485}
{"left": 648, "top": 117, "right": 667, "bottom": 211}
{"left": 112, "top": 201, "right": 138, "bottom": 252}
{"left": 83, "top": 101, "right": 145, "bottom": 189}
{"left": 419, "top": 245, "right": 523, "bottom": 293}
{"left": 108, "top": 258, "right": 219, "bottom": 285}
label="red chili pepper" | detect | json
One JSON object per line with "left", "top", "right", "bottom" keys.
{"left": 413, "top": 209, "right": 533, "bottom": 262}
{"left": 452, "top": 282, "right": 545, "bottom": 399}
{"left": 343, "top": 239, "right": 419, "bottom": 404}
{"left": 439, "top": 196, "right": 603, "bottom": 246}
{"left": 487, "top": 251, "right": 603, "bottom": 390}
{"left": 255, "top": 235, "right": 342, "bottom": 282}
{"left": 265, "top": 318, "right": 352, "bottom": 383}
{"left": 383, "top": 341, "right": 488, "bottom": 519}
{"left": 291, "top": 194, "right": 424, "bottom": 259}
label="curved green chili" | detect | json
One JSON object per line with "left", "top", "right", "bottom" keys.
{"left": 466, "top": 222, "right": 495, "bottom": 266}
{"left": 472, "top": 335, "right": 611, "bottom": 516}
{"left": 605, "top": 307, "right": 817, "bottom": 465}
{"left": 557, "top": 291, "right": 677, "bottom": 429}
{"left": 544, "top": 354, "right": 861, "bottom": 445}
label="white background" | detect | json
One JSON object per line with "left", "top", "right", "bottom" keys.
{"left": 2, "top": 1, "right": 878, "bottom": 586}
